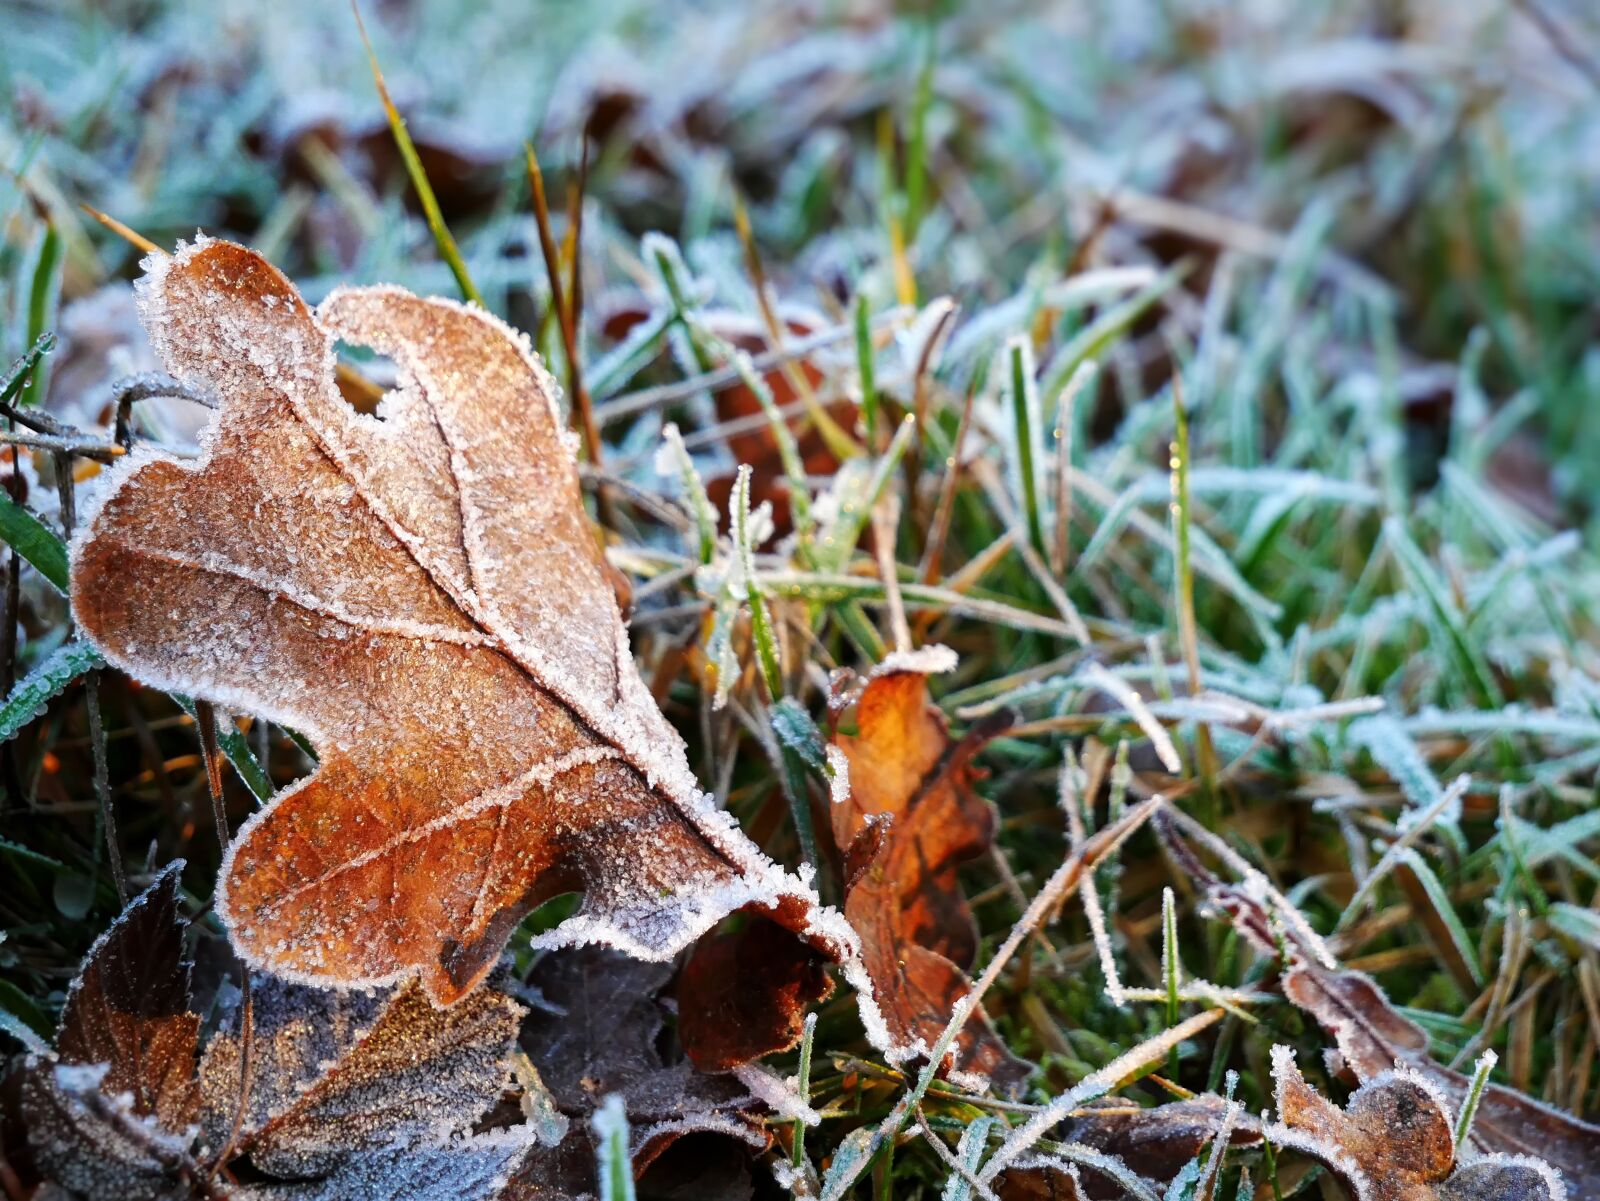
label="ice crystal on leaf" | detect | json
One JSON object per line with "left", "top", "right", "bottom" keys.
{"left": 68, "top": 238, "right": 850, "bottom": 1007}
{"left": 1266, "top": 1047, "right": 1567, "bottom": 1201}
{"left": 198, "top": 976, "right": 526, "bottom": 1177}
{"left": 9, "top": 869, "right": 542, "bottom": 1201}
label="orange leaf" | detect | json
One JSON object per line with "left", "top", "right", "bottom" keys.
{"left": 70, "top": 238, "right": 850, "bottom": 1008}
{"left": 831, "top": 658, "right": 1030, "bottom": 1094}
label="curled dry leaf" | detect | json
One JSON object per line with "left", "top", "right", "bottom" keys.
{"left": 1160, "top": 816, "right": 1595, "bottom": 1195}
{"left": 1268, "top": 1046, "right": 1566, "bottom": 1201}
{"left": 55, "top": 862, "right": 199, "bottom": 1133}
{"left": 10, "top": 868, "right": 542, "bottom": 1201}
{"left": 503, "top": 944, "right": 770, "bottom": 1199}
{"left": 830, "top": 655, "right": 1031, "bottom": 1095}
{"left": 69, "top": 237, "right": 851, "bottom": 1008}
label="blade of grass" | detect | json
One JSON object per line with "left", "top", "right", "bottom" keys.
{"left": 22, "top": 221, "right": 62, "bottom": 410}
{"left": 352, "top": 1, "right": 482, "bottom": 308}
{"left": 0, "top": 640, "right": 103, "bottom": 742}
{"left": 525, "top": 142, "right": 603, "bottom": 467}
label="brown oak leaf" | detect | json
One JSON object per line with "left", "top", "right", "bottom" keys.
{"left": 830, "top": 652, "right": 1031, "bottom": 1095}
{"left": 1268, "top": 1046, "right": 1566, "bottom": 1201}
{"left": 69, "top": 237, "right": 851, "bottom": 1008}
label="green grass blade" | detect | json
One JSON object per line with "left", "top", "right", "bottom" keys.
{"left": 0, "top": 493, "right": 68, "bottom": 593}
{"left": 353, "top": 4, "right": 483, "bottom": 308}
{"left": 23, "top": 224, "right": 62, "bottom": 409}
{"left": 0, "top": 640, "right": 103, "bottom": 742}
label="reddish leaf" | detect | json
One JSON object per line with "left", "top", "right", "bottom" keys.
{"left": 69, "top": 238, "right": 849, "bottom": 1008}
{"left": 677, "top": 915, "right": 833, "bottom": 1072}
{"left": 831, "top": 660, "right": 1031, "bottom": 1095}
{"left": 55, "top": 863, "right": 199, "bottom": 1132}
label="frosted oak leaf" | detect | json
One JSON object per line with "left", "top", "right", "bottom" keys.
{"left": 69, "top": 238, "right": 850, "bottom": 1006}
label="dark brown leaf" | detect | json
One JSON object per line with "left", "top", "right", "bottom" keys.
{"left": 506, "top": 945, "right": 771, "bottom": 1198}
{"left": 56, "top": 863, "right": 200, "bottom": 1132}
{"left": 677, "top": 915, "right": 833, "bottom": 1072}
{"left": 1058, "top": 1095, "right": 1262, "bottom": 1198}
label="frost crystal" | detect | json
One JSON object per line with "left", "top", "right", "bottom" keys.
{"left": 70, "top": 238, "right": 856, "bottom": 1007}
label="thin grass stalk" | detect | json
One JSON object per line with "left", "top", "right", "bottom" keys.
{"left": 352, "top": 2, "right": 482, "bottom": 307}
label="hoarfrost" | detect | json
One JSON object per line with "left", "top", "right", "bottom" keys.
{"left": 197, "top": 975, "right": 523, "bottom": 1178}
{"left": 70, "top": 238, "right": 856, "bottom": 1007}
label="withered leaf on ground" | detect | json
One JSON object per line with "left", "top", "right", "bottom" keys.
{"left": 1268, "top": 1046, "right": 1565, "bottom": 1201}
{"left": 69, "top": 237, "right": 851, "bottom": 1008}
{"left": 1160, "top": 815, "right": 1593, "bottom": 1195}
{"left": 19, "top": 1060, "right": 200, "bottom": 1201}
{"left": 990, "top": 1094, "right": 1262, "bottom": 1200}
{"left": 55, "top": 862, "right": 199, "bottom": 1132}
{"left": 17, "top": 867, "right": 203, "bottom": 1201}
{"left": 504, "top": 945, "right": 769, "bottom": 1199}
{"left": 198, "top": 975, "right": 530, "bottom": 1181}
{"left": 8, "top": 863, "right": 549, "bottom": 1201}
{"left": 830, "top": 655, "right": 1031, "bottom": 1095}
{"left": 676, "top": 915, "right": 833, "bottom": 1071}
{"left": 1048, "top": 1095, "right": 1261, "bottom": 1199}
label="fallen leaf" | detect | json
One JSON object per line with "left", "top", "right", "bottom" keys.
{"left": 1160, "top": 816, "right": 1594, "bottom": 1195}
{"left": 676, "top": 914, "right": 834, "bottom": 1071}
{"left": 503, "top": 945, "right": 770, "bottom": 1198}
{"left": 198, "top": 975, "right": 529, "bottom": 1180}
{"left": 1056, "top": 1096, "right": 1261, "bottom": 1198}
{"left": 1279, "top": 965, "right": 1596, "bottom": 1197}
{"left": 1267, "top": 1046, "right": 1566, "bottom": 1201}
{"left": 830, "top": 655, "right": 1031, "bottom": 1095}
{"left": 55, "top": 863, "right": 199, "bottom": 1132}
{"left": 19, "top": 1059, "right": 200, "bottom": 1201}
{"left": 69, "top": 237, "right": 850, "bottom": 1008}
{"left": 11, "top": 868, "right": 542, "bottom": 1201}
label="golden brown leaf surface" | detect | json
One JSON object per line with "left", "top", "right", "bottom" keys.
{"left": 70, "top": 238, "right": 847, "bottom": 1007}
{"left": 831, "top": 663, "right": 1030, "bottom": 1094}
